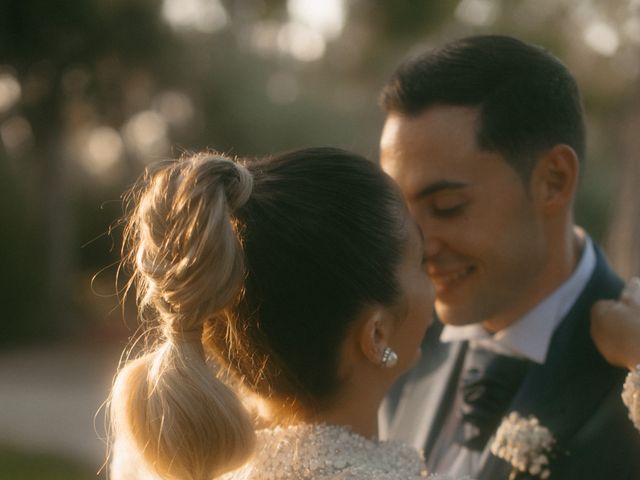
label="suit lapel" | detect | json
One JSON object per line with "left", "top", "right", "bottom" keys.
{"left": 479, "top": 246, "right": 625, "bottom": 479}
{"left": 385, "top": 320, "right": 467, "bottom": 453}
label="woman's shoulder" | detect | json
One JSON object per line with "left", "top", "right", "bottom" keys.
{"left": 224, "top": 423, "right": 429, "bottom": 480}
{"left": 112, "top": 425, "right": 474, "bottom": 480}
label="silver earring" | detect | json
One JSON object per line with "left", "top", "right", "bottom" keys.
{"left": 381, "top": 347, "right": 398, "bottom": 368}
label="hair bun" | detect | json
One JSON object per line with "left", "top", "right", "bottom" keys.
{"left": 201, "top": 155, "right": 253, "bottom": 212}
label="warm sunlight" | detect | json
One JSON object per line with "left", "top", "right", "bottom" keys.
{"left": 161, "top": 0, "right": 229, "bottom": 33}
{"left": 287, "top": 0, "right": 345, "bottom": 39}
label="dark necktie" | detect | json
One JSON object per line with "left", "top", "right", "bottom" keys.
{"left": 456, "top": 344, "right": 531, "bottom": 451}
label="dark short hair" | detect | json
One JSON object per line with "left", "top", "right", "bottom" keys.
{"left": 206, "top": 147, "right": 407, "bottom": 409}
{"left": 380, "top": 35, "right": 586, "bottom": 181}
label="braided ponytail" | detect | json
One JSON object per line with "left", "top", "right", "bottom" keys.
{"left": 110, "top": 153, "right": 255, "bottom": 479}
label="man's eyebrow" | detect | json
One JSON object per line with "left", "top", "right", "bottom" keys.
{"left": 413, "top": 180, "right": 469, "bottom": 200}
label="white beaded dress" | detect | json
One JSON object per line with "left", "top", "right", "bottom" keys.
{"left": 221, "top": 423, "right": 470, "bottom": 480}
{"left": 110, "top": 423, "right": 472, "bottom": 480}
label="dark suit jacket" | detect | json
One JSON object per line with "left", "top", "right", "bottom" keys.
{"left": 380, "top": 245, "right": 640, "bottom": 479}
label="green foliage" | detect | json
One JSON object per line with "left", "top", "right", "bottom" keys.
{"left": 575, "top": 157, "right": 615, "bottom": 244}
{"left": 0, "top": 156, "right": 48, "bottom": 344}
{"left": 0, "top": 446, "right": 100, "bottom": 480}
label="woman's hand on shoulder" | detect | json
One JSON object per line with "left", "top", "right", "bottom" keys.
{"left": 591, "top": 277, "right": 640, "bottom": 370}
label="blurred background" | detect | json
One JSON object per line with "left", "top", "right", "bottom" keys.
{"left": 1, "top": 0, "right": 639, "bottom": 478}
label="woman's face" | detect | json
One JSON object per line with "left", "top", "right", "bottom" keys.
{"left": 387, "top": 214, "right": 435, "bottom": 373}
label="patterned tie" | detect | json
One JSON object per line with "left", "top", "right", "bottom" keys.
{"left": 456, "top": 344, "right": 531, "bottom": 451}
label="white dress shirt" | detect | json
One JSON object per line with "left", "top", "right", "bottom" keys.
{"left": 427, "top": 234, "right": 596, "bottom": 477}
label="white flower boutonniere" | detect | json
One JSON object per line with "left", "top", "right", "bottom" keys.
{"left": 622, "top": 364, "right": 640, "bottom": 431}
{"left": 490, "top": 412, "right": 556, "bottom": 480}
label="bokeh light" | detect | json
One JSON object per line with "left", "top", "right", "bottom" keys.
{"left": 0, "top": 73, "right": 21, "bottom": 114}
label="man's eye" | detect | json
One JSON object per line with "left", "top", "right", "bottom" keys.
{"left": 430, "top": 193, "right": 467, "bottom": 216}
{"left": 431, "top": 202, "right": 467, "bottom": 217}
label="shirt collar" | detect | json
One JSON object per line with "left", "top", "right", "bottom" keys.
{"left": 440, "top": 233, "right": 596, "bottom": 364}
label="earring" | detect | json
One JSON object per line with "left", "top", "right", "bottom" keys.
{"left": 381, "top": 347, "right": 398, "bottom": 368}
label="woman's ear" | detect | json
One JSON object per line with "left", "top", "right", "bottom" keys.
{"left": 358, "top": 308, "right": 392, "bottom": 366}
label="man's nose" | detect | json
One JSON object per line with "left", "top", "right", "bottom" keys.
{"left": 423, "top": 234, "right": 444, "bottom": 259}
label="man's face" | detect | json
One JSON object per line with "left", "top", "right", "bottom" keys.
{"left": 380, "top": 105, "right": 548, "bottom": 329}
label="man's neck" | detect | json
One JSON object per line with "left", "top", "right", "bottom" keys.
{"left": 482, "top": 228, "right": 584, "bottom": 334}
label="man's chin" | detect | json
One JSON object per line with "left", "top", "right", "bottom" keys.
{"left": 434, "top": 303, "right": 481, "bottom": 326}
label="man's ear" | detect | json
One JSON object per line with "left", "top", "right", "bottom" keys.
{"left": 358, "top": 308, "right": 392, "bottom": 366}
{"left": 531, "top": 144, "right": 579, "bottom": 210}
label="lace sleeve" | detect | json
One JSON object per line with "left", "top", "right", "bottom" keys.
{"left": 622, "top": 365, "right": 640, "bottom": 431}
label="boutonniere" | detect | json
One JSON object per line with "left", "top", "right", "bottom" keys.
{"left": 622, "top": 364, "right": 640, "bottom": 431}
{"left": 490, "top": 412, "right": 556, "bottom": 480}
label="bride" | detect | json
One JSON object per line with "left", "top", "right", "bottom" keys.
{"left": 108, "top": 147, "right": 471, "bottom": 480}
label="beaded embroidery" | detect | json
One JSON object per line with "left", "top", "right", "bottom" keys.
{"left": 222, "top": 423, "right": 465, "bottom": 480}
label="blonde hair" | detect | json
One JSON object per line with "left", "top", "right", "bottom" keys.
{"left": 110, "top": 153, "right": 255, "bottom": 479}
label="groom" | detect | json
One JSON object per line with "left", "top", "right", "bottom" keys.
{"left": 378, "top": 35, "right": 640, "bottom": 479}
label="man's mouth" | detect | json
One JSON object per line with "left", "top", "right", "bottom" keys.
{"left": 428, "top": 265, "right": 476, "bottom": 293}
